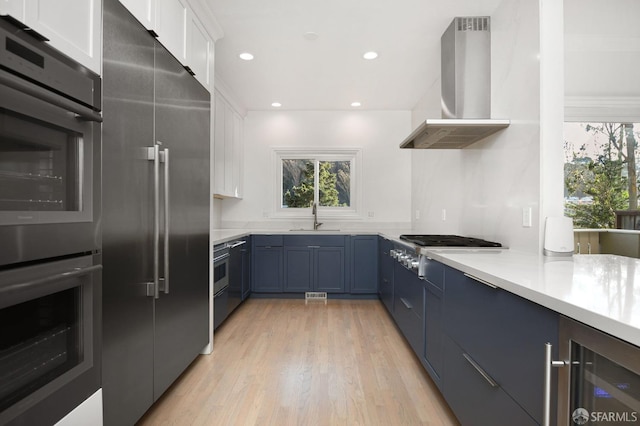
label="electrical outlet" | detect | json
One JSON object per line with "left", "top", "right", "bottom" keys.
{"left": 441, "top": 209, "right": 447, "bottom": 221}
{"left": 415, "top": 210, "right": 420, "bottom": 220}
{"left": 522, "top": 207, "right": 532, "bottom": 227}
{"left": 368, "top": 211, "right": 375, "bottom": 218}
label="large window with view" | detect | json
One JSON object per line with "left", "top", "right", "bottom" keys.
{"left": 275, "top": 150, "right": 359, "bottom": 217}
{"left": 564, "top": 123, "right": 640, "bottom": 229}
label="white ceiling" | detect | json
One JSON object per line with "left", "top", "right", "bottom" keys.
{"left": 206, "top": 0, "right": 503, "bottom": 111}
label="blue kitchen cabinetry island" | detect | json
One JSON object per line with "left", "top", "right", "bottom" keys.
{"left": 381, "top": 248, "right": 560, "bottom": 426}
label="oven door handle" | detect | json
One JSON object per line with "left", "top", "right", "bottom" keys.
{"left": 213, "top": 253, "right": 230, "bottom": 264}
{"left": 0, "top": 264, "right": 102, "bottom": 309}
{"left": 0, "top": 70, "right": 103, "bottom": 122}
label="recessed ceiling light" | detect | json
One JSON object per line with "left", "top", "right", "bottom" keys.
{"left": 271, "top": 102, "right": 282, "bottom": 108}
{"left": 363, "top": 51, "right": 378, "bottom": 60}
{"left": 351, "top": 102, "right": 362, "bottom": 107}
{"left": 239, "top": 52, "right": 254, "bottom": 61}
{"left": 303, "top": 32, "right": 319, "bottom": 41}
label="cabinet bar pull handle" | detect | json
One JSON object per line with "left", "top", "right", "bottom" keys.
{"left": 400, "top": 297, "right": 412, "bottom": 310}
{"left": 463, "top": 353, "right": 498, "bottom": 388}
{"left": 464, "top": 273, "right": 498, "bottom": 289}
{"left": 308, "top": 245, "right": 320, "bottom": 248}
{"left": 587, "top": 242, "right": 591, "bottom": 254}
{"left": 577, "top": 242, "right": 581, "bottom": 254}
{"left": 543, "top": 342, "right": 568, "bottom": 426}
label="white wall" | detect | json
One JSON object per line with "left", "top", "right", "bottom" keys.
{"left": 410, "top": 0, "right": 565, "bottom": 252}
{"left": 220, "top": 110, "right": 413, "bottom": 230}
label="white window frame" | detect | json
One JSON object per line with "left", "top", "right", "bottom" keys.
{"left": 272, "top": 148, "right": 362, "bottom": 219}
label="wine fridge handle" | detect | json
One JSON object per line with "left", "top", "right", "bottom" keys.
{"left": 544, "top": 342, "right": 567, "bottom": 426}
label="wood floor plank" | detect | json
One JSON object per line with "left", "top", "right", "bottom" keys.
{"left": 137, "top": 298, "right": 459, "bottom": 426}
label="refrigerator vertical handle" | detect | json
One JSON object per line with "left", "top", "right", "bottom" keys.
{"left": 162, "top": 148, "right": 170, "bottom": 295}
{"left": 152, "top": 144, "right": 160, "bottom": 299}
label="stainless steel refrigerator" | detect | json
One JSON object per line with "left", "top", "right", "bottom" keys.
{"left": 101, "top": 1, "right": 210, "bottom": 424}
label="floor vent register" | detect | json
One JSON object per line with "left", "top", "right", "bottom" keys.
{"left": 305, "top": 292, "right": 327, "bottom": 300}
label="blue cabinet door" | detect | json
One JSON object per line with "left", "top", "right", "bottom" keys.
{"left": 315, "top": 247, "right": 345, "bottom": 292}
{"left": 442, "top": 334, "right": 538, "bottom": 426}
{"left": 378, "top": 237, "right": 394, "bottom": 312}
{"left": 241, "top": 237, "right": 251, "bottom": 300}
{"left": 423, "top": 280, "right": 443, "bottom": 387}
{"left": 252, "top": 246, "right": 283, "bottom": 293}
{"left": 284, "top": 246, "right": 313, "bottom": 292}
{"left": 393, "top": 262, "right": 424, "bottom": 357}
{"left": 350, "top": 236, "right": 378, "bottom": 294}
{"left": 444, "top": 266, "right": 559, "bottom": 424}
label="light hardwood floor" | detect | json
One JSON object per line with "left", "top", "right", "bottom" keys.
{"left": 138, "top": 298, "right": 459, "bottom": 425}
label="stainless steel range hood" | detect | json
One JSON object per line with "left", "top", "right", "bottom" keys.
{"left": 401, "top": 17, "right": 510, "bottom": 149}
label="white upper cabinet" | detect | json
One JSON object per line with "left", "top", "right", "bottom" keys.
{"left": 155, "top": 0, "right": 188, "bottom": 65}
{"left": 187, "top": 9, "right": 211, "bottom": 89}
{"left": 0, "top": 1, "right": 23, "bottom": 20}
{"left": 119, "top": 0, "right": 155, "bottom": 29}
{"left": 118, "top": 0, "right": 213, "bottom": 91}
{"left": 213, "top": 89, "right": 244, "bottom": 199}
{"left": 0, "top": 0, "right": 102, "bottom": 74}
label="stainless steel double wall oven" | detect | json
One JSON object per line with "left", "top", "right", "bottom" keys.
{"left": 0, "top": 16, "right": 102, "bottom": 425}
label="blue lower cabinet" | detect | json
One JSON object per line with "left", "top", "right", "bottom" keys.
{"left": 378, "top": 237, "right": 394, "bottom": 312}
{"left": 442, "top": 334, "right": 538, "bottom": 426}
{"left": 315, "top": 247, "right": 345, "bottom": 292}
{"left": 284, "top": 247, "right": 313, "bottom": 292}
{"left": 393, "top": 262, "right": 424, "bottom": 357}
{"left": 444, "top": 265, "right": 559, "bottom": 424}
{"left": 423, "top": 280, "right": 443, "bottom": 387}
{"left": 283, "top": 236, "right": 346, "bottom": 293}
{"left": 350, "top": 235, "right": 378, "bottom": 293}
{"left": 252, "top": 245, "right": 283, "bottom": 293}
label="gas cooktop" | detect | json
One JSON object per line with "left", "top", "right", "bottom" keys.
{"left": 399, "top": 234, "right": 502, "bottom": 248}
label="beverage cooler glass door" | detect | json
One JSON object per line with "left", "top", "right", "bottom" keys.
{"left": 557, "top": 317, "right": 640, "bottom": 426}
{"left": 569, "top": 343, "right": 640, "bottom": 424}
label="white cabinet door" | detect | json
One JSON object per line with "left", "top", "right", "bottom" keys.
{"left": 214, "top": 94, "right": 227, "bottom": 195}
{"left": 23, "top": 0, "right": 101, "bottom": 74}
{"left": 0, "top": 0, "right": 25, "bottom": 21}
{"left": 224, "top": 102, "right": 235, "bottom": 196}
{"left": 119, "top": 0, "right": 155, "bottom": 29}
{"left": 213, "top": 90, "right": 244, "bottom": 198}
{"left": 232, "top": 111, "right": 243, "bottom": 198}
{"left": 187, "top": 11, "right": 211, "bottom": 90}
{"left": 155, "top": 0, "right": 188, "bottom": 64}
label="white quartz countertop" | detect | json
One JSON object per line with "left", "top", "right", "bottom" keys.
{"left": 423, "top": 249, "right": 640, "bottom": 347}
{"left": 211, "top": 228, "right": 408, "bottom": 245}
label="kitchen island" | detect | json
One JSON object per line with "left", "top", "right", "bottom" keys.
{"left": 423, "top": 249, "right": 640, "bottom": 347}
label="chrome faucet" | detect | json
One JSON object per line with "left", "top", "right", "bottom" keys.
{"left": 312, "top": 203, "right": 323, "bottom": 230}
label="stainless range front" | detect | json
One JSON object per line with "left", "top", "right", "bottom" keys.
{"left": 0, "top": 17, "right": 102, "bottom": 266}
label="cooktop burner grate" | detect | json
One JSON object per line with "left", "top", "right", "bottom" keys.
{"left": 399, "top": 234, "right": 502, "bottom": 248}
